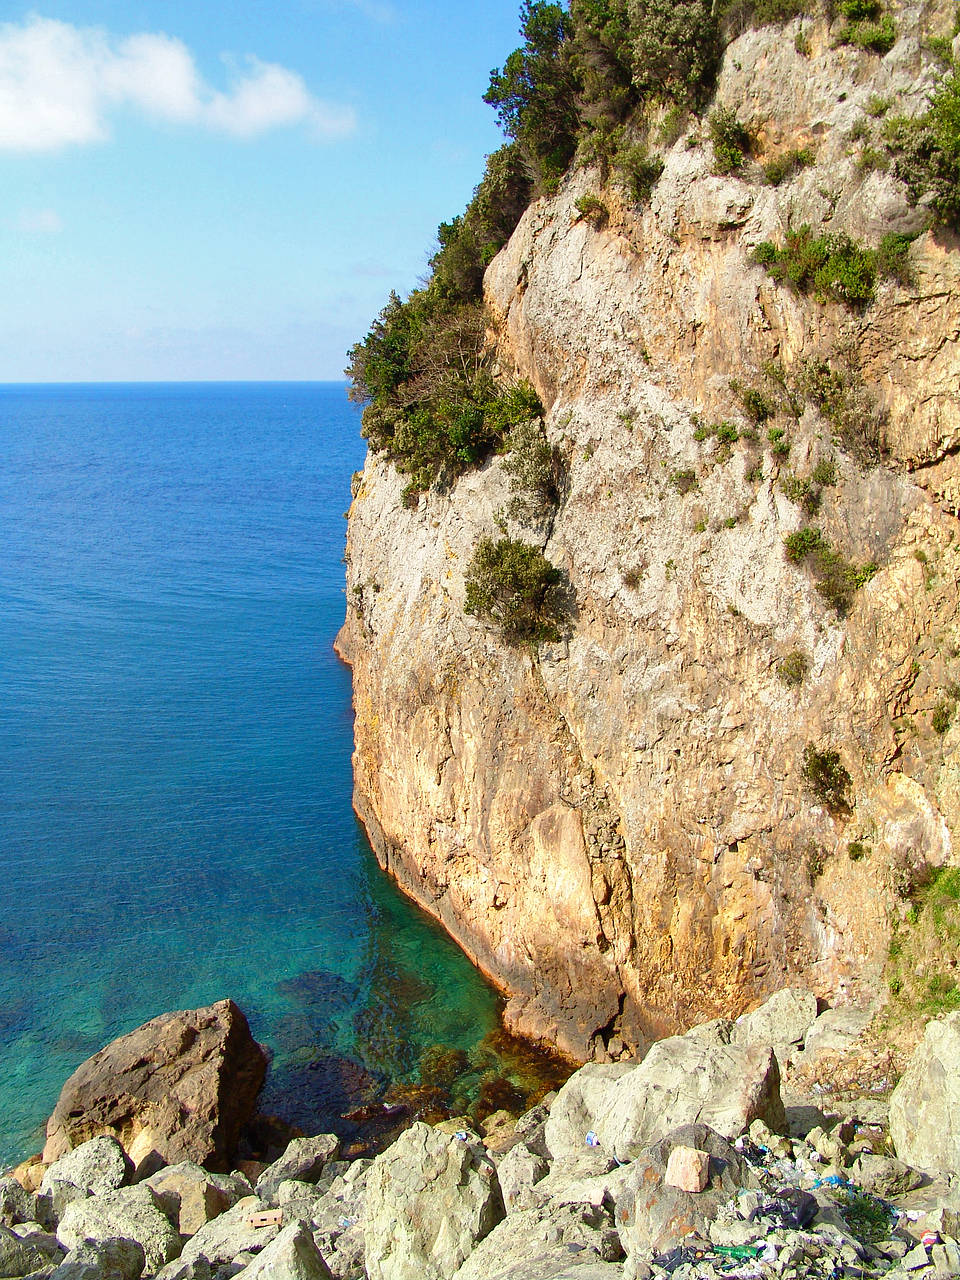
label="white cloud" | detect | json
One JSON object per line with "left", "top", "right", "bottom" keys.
{"left": 0, "top": 15, "right": 356, "bottom": 151}
{"left": 16, "top": 207, "right": 62, "bottom": 232}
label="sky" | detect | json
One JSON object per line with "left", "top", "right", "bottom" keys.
{"left": 0, "top": 0, "right": 528, "bottom": 380}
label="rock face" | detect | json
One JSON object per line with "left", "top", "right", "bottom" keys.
{"left": 339, "top": 2, "right": 960, "bottom": 1059}
{"left": 889, "top": 1012, "right": 960, "bottom": 1176}
{"left": 43, "top": 1000, "right": 267, "bottom": 1173}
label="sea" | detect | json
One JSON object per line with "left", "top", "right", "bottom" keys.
{"left": 0, "top": 381, "right": 505, "bottom": 1169}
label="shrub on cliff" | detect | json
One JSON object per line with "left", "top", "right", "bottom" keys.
{"left": 464, "top": 536, "right": 566, "bottom": 645}
{"left": 802, "top": 744, "right": 852, "bottom": 810}
{"left": 885, "top": 60, "right": 960, "bottom": 229}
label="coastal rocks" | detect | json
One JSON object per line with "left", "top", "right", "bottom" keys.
{"left": 363, "top": 1122, "right": 504, "bottom": 1280}
{"left": 889, "top": 1012, "right": 960, "bottom": 1176}
{"left": 43, "top": 1000, "right": 267, "bottom": 1174}
{"left": 232, "top": 1221, "right": 334, "bottom": 1279}
{"left": 731, "top": 990, "right": 819, "bottom": 1067}
{"left": 41, "top": 1134, "right": 130, "bottom": 1198}
{"left": 451, "top": 1201, "right": 622, "bottom": 1280}
{"left": 0, "top": 1223, "right": 52, "bottom": 1277}
{"left": 173, "top": 1196, "right": 278, "bottom": 1270}
{"left": 0, "top": 1175, "right": 36, "bottom": 1227}
{"left": 546, "top": 1021, "right": 783, "bottom": 1162}
{"left": 615, "top": 1125, "right": 753, "bottom": 1259}
{"left": 52, "top": 1237, "right": 146, "bottom": 1280}
{"left": 144, "top": 1162, "right": 251, "bottom": 1236}
{"left": 255, "top": 1135, "right": 341, "bottom": 1202}
{"left": 56, "top": 1185, "right": 181, "bottom": 1274}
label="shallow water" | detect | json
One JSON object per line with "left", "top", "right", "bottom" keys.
{"left": 0, "top": 381, "right": 503, "bottom": 1166}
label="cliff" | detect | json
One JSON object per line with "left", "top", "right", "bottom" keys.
{"left": 337, "top": 4, "right": 960, "bottom": 1063}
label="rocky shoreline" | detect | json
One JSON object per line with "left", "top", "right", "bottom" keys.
{"left": 2, "top": 991, "right": 959, "bottom": 1280}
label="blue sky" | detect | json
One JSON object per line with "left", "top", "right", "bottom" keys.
{"left": 0, "top": 1, "right": 527, "bottom": 380}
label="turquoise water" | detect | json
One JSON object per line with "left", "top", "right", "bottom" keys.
{"left": 0, "top": 381, "right": 500, "bottom": 1167}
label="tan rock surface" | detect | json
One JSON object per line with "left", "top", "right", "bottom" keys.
{"left": 339, "top": 9, "right": 960, "bottom": 1059}
{"left": 43, "top": 1000, "right": 267, "bottom": 1173}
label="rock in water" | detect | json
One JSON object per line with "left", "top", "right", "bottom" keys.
{"left": 43, "top": 1000, "right": 267, "bottom": 1173}
{"left": 889, "top": 1011, "right": 960, "bottom": 1176}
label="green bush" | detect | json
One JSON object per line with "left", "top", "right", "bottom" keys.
{"left": 802, "top": 744, "right": 852, "bottom": 810}
{"left": 838, "top": 12, "right": 897, "bottom": 52}
{"left": 615, "top": 143, "right": 665, "bottom": 201}
{"left": 797, "top": 356, "right": 883, "bottom": 462}
{"left": 933, "top": 698, "right": 955, "bottom": 734}
{"left": 781, "top": 473, "right": 822, "bottom": 515}
{"left": 762, "top": 147, "right": 815, "bottom": 185}
{"left": 811, "top": 457, "right": 838, "bottom": 487}
{"left": 669, "top": 467, "right": 699, "bottom": 493}
{"left": 575, "top": 193, "right": 609, "bottom": 224}
{"left": 778, "top": 649, "right": 810, "bottom": 686}
{"left": 784, "top": 525, "right": 875, "bottom": 613}
{"left": 753, "top": 225, "right": 909, "bottom": 308}
{"left": 503, "top": 419, "right": 566, "bottom": 523}
{"left": 709, "top": 105, "right": 754, "bottom": 173}
{"left": 628, "top": 0, "right": 721, "bottom": 109}
{"left": 464, "top": 536, "right": 567, "bottom": 645}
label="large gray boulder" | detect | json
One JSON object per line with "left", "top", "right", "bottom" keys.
{"left": 0, "top": 1177, "right": 37, "bottom": 1227}
{"left": 547, "top": 1021, "right": 783, "bottom": 1163}
{"left": 255, "top": 1136, "right": 341, "bottom": 1203}
{"left": 890, "top": 1012, "right": 960, "bottom": 1176}
{"left": 614, "top": 1124, "right": 755, "bottom": 1260}
{"left": 174, "top": 1195, "right": 279, "bottom": 1270}
{"left": 144, "top": 1162, "right": 251, "bottom": 1236}
{"left": 543, "top": 1065, "right": 635, "bottom": 1159}
{"left": 232, "top": 1221, "right": 333, "bottom": 1279}
{"left": 364, "top": 1123, "right": 504, "bottom": 1280}
{"left": 51, "top": 1237, "right": 146, "bottom": 1280}
{"left": 41, "top": 1135, "right": 130, "bottom": 1198}
{"left": 731, "top": 989, "right": 819, "bottom": 1063}
{"left": 451, "top": 1201, "right": 621, "bottom": 1280}
{"left": 56, "top": 1185, "right": 181, "bottom": 1274}
{"left": 0, "top": 1223, "right": 52, "bottom": 1277}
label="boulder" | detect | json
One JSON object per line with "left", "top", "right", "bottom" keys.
{"left": 849, "top": 1154, "right": 924, "bottom": 1198}
{"left": 175, "top": 1195, "right": 279, "bottom": 1269}
{"left": 41, "top": 1135, "right": 130, "bottom": 1197}
{"left": 548, "top": 1021, "right": 783, "bottom": 1163}
{"left": 731, "top": 989, "right": 819, "bottom": 1063}
{"left": 451, "top": 1201, "right": 621, "bottom": 1280}
{"left": 11, "top": 1156, "right": 46, "bottom": 1195}
{"left": 0, "top": 1176, "right": 37, "bottom": 1227}
{"left": 0, "top": 1222, "right": 51, "bottom": 1277}
{"left": 232, "top": 1221, "right": 333, "bottom": 1279}
{"left": 144, "top": 1162, "right": 250, "bottom": 1236}
{"left": 56, "top": 1185, "right": 181, "bottom": 1274}
{"left": 543, "top": 1065, "right": 634, "bottom": 1159}
{"left": 495, "top": 1144, "right": 549, "bottom": 1213}
{"left": 43, "top": 1000, "right": 267, "bottom": 1174}
{"left": 255, "top": 1136, "right": 341, "bottom": 1203}
{"left": 364, "top": 1122, "right": 504, "bottom": 1280}
{"left": 50, "top": 1237, "right": 146, "bottom": 1280}
{"left": 890, "top": 1013, "right": 960, "bottom": 1176}
{"left": 614, "top": 1124, "right": 755, "bottom": 1260}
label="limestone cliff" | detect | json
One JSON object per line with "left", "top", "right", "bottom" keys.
{"left": 337, "top": 5, "right": 960, "bottom": 1062}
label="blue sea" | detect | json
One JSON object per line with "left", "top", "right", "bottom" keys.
{"left": 0, "top": 381, "right": 504, "bottom": 1168}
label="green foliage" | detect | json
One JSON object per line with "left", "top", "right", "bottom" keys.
{"left": 797, "top": 355, "right": 883, "bottom": 462}
{"left": 778, "top": 650, "right": 810, "bottom": 686}
{"left": 464, "top": 536, "right": 567, "bottom": 645}
{"left": 731, "top": 379, "right": 775, "bottom": 423}
{"left": 838, "top": 12, "right": 897, "bottom": 52}
{"left": 848, "top": 839, "right": 869, "bottom": 860}
{"left": 811, "top": 457, "right": 838, "bottom": 486}
{"left": 753, "top": 225, "right": 881, "bottom": 306}
{"left": 784, "top": 525, "right": 875, "bottom": 613}
{"left": 485, "top": 2, "right": 580, "bottom": 191}
{"left": 933, "top": 697, "right": 955, "bottom": 734}
{"left": 628, "top": 0, "right": 721, "bottom": 109}
{"left": 865, "top": 93, "right": 892, "bottom": 117}
{"left": 885, "top": 64, "right": 960, "bottom": 229}
{"left": 802, "top": 743, "right": 852, "bottom": 809}
{"left": 780, "top": 473, "right": 822, "bottom": 515}
{"left": 840, "top": 1193, "right": 895, "bottom": 1245}
{"left": 575, "top": 192, "right": 610, "bottom": 224}
{"left": 857, "top": 144, "right": 889, "bottom": 171}
{"left": 709, "top": 105, "right": 753, "bottom": 173}
{"left": 615, "top": 142, "right": 665, "bottom": 201}
{"left": 503, "top": 419, "right": 566, "bottom": 523}
{"left": 762, "top": 147, "right": 815, "bottom": 185}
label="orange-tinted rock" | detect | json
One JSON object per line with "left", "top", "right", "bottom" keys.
{"left": 42, "top": 999, "right": 267, "bottom": 1173}
{"left": 664, "top": 1146, "right": 710, "bottom": 1193}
